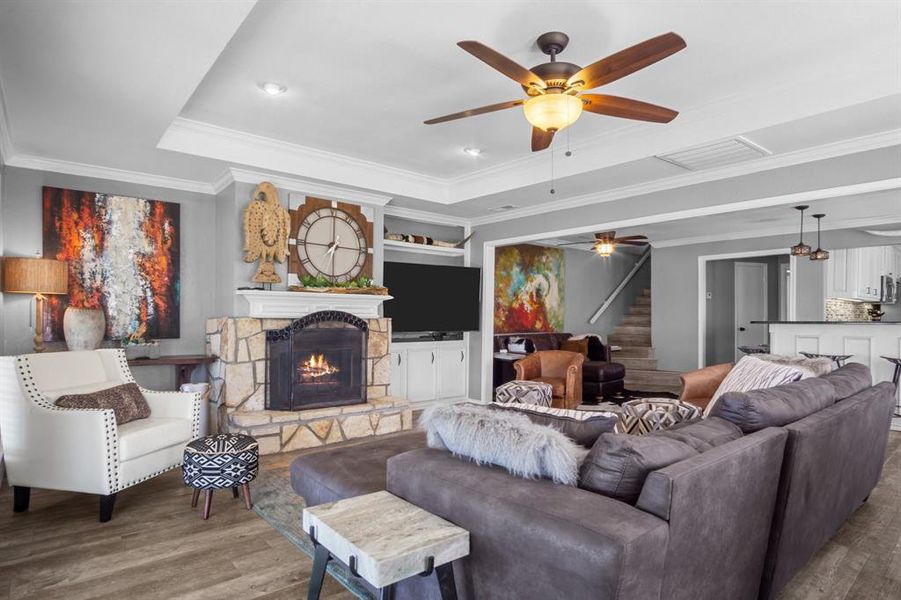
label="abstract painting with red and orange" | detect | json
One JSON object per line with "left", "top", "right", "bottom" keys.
{"left": 494, "top": 244, "right": 564, "bottom": 334}
{"left": 42, "top": 186, "right": 180, "bottom": 341}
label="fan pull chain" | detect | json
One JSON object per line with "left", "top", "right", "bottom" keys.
{"left": 550, "top": 146, "right": 556, "bottom": 195}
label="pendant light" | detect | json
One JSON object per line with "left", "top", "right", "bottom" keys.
{"left": 790, "top": 205, "right": 811, "bottom": 256}
{"left": 810, "top": 214, "right": 829, "bottom": 261}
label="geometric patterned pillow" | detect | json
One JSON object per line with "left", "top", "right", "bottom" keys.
{"left": 704, "top": 355, "right": 806, "bottom": 417}
{"left": 495, "top": 380, "right": 553, "bottom": 407}
{"left": 620, "top": 399, "right": 701, "bottom": 435}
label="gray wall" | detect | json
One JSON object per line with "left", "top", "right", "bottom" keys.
{"left": 704, "top": 255, "right": 783, "bottom": 366}
{"left": 563, "top": 247, "right": 650, "bottom": 338}
{"left": 0, "top": 166, "right": 218, "bottom": 389}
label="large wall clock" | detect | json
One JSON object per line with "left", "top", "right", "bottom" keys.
{"left": 288, "top": 197, "right": 374, "bottom": 284}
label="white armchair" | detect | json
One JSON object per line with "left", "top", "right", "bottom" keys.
{"left": 0, "top": 349, "right": 201, "bottom": 522}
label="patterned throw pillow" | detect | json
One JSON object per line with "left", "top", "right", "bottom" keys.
{"left": 619, "top": 399, "right": 701, "bottom": 435}
{"left": 56, "top": 383, "right": 151, "bottom": 425}
{"left": 704, "top": 356, "right": 806, "bottom": 417}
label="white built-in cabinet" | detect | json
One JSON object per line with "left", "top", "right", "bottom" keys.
{"left": 389, "top": 340, "right": 468, "bottom": 404}
{"left": 826, "top": 246, "right": 898, "bottom": 302}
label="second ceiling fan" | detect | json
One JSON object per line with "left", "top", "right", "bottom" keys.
{"left": 425, "top": 31, "right": 686, "bottom": 151}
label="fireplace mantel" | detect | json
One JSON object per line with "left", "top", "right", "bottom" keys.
{"left": 237, "top": 289, "right": 393, "bottom": 319}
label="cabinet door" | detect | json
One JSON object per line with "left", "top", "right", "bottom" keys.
{"left": 437, "top": 347, "right": 467, "bottom": 399}
{"left": 827, "top": 249, "right": 852, "bottom": 298}
{"left": 404, "top": 348, "right": 437, "bottom": 402}
{"left": 388, "top": 351, "right": 406, "bottom": 399}
{"left": 855, "top": 248, "right": 880, "bottom": 301}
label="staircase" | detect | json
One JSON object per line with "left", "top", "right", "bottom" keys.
{"left": 609, "top": 288, "right": 682, "bottom": 395}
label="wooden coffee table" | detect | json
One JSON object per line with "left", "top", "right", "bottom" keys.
{"left": 302, "top": 491, "right": 469, "bottom": 600}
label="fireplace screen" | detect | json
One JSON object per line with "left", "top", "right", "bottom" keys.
{"left": 266, "top": 311, "right": 368, "bottom": 411}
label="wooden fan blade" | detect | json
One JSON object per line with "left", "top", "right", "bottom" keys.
{"left": 617, "top": 240, "right": 650, "bottom": 246}
{"left": 458, "top": 41, "right": 546, "bottom": 90}
{"left": 615, "top": 235, "right": 648, "bottom": 241}
{"left": 531, "top": 127, "right": 555, "bottom": 152}
{"left": 567, "top": 32, "right": 686, "bottom": 90}
{"left": 594, "top": 231, "right": 616, "bottom": 240}
{"left": 424, "top": 99, "right": 524, "bottom": 124}
{"left": 581, "top": 94, "right": 678, "bottom": 123}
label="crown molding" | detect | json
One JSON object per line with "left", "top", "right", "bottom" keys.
{"left": 5, "top": 153, "right": 216, "bottom": 194}
{"left": 864, "top": 229, "right": 901, "bottom": 237}
{"left": 227, "top": 167, "right": 392, "bottom": 206}
{"left": 469, "top": 129, "right": 901, "bottom": 226}
{"left": 0, "top": 78, "right": 13, "bottom": 165}
{"left": 383, "top": 205, "right": 470, "bottom": 227}
{"left": 210, "top": 168, "right": 234, "bottom": 195}
{"left": 158, "top": 117, "right": 448, "bottom": 203}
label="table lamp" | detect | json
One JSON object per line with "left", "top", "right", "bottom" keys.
{"left": 1, "top": 257, "right": 68, "bottom": 352}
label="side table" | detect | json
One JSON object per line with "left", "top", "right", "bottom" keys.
{"left": 302, "top": 490, "right": 469, "bottom": 600}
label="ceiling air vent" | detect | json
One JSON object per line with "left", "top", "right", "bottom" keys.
{"left": 656, "top": 136, "right": 771, "bottom": 171}
{"left": 487, "top": 204, "right": 519, "bottom": 213}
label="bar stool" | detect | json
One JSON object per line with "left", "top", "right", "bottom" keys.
{"left": 800, "top": 352, "right": 854, "bottom": 368}
{"left": 879, "top": 356, "right": 901, "bottom": 418}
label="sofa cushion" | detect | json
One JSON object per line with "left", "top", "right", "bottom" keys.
{"left": 705, "top": 355, "right": 809, "bottom": 416}
{"left": 653, "top": 416, "right": 743, "bottom": 452}
{"left": 290, "top": 430, "right": 427, "bottom": 506}
{"left": 583, "top": 361, "right": 626, "bottom": 381}
{"left": 579, "top": 433, "right": 698, "bottom": 503}
{"left": 820, "top": 363, "right": 872, "bottom": 400}
{"left": 708, "top": 377, "right": 838, "bottom": 433}
{"left": 488, "top": 402, "right": 619, "bottom": 447}
{"left": 561, "top": 338, "right": 589, "bottom": 356}
{"left": 421, "top": 403, "right": 588, "bottom": 485}
{"left": 507, "top": 337, "right": 536, "bottom": 354}
{"left": 56, "top": 382, "right": 151, "bottom": 425}
{"left": 533, "top": 376, "right": 566, "bottom": 398}
{"left": 118, "top": 417, "right": 192, "bottom": 461}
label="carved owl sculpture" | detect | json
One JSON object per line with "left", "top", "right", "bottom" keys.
{"left": 243, "top": 181, "right": 290, "bottom": 284}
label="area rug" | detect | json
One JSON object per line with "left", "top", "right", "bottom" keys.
{"left": 252, "top": 466, "right": 373, "bottom": 599}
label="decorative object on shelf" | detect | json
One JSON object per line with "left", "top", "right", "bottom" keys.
{"left": 809, "top": 214, "right": 829, "bottom": 261}
{"left": 121, "top": 323, "right": 161, "bottom": 359}
{"left": 790, "top": 204, "right": 810, "bottom": 256}
{"left": 289, "top": 197, "right": 373, "bottom": 285}
{"left": 789, "top": 205, "right": 811, "bottom": 256}
{"left": 63, "top": 306, "right": 105, "bottom": 350}
{"left": 557, "top": 230, "right": 649, "bottom": 257}
{"left": 495, "top": 244, "right": 565, "bottom": 333}
{"left": 424, "top": 30, "right": 685, "bottom": 152}
{"left": 1, "top": 256, "right": 68, "bottom": 352}
{"left": 287, "top": 274, "right": 389, "bottom": 295}
{"left": 42, "top": 186, "right": 180, "bottom": 341}
{"left": 243, "top": 181, "right": 290, "bottom": 284}
{"left": 385, "top": 231, "right": 473, "bottom": 249}
{"left": 867, "top": 305, "right": 885, "bottom": 322}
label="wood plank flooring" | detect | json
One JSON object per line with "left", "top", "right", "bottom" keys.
{"left": 0, "top": 433, "right": 897, "bottom": 600}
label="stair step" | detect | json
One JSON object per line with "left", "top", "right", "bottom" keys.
{"left": 613, "top": 325, "right": 650, "bottom": 336}
{"left": 641, "top": 288, "right": 652, "bottom": 297}
{"left": 610, "top": 333, "right": 651, "bottom": 346}
{"left": 629, "top": 306, "right": 651, "bottom": 316}
{"left": 621, "top": 315, "right": 650, "bottom": 326}
{"left": 624, "top": 381, "right": 683, "bottom": 395}
{"left": 613, "top": 346, "right": 656, "bottom": 358}
{"left": 633, "top": 296, "right": 652, "bottom": 307}
{"left": 624, "top": 369, "right": 683, "bottom": 395}
{"left": 616, "top": 357, "right": 658, "bottom": 370}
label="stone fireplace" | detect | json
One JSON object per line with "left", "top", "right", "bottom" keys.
{"left": 267, "top": 311, "right": 368, "bottom": 411}
{"left": 205, "top": 292, "right": 411, "bottom": 455}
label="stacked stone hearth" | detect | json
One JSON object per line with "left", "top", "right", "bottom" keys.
{"left": 206, "top": 316, "right": 411, "bottom": 455}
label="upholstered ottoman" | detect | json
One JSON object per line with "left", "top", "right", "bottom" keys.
{"left": 494, "top": 380, "right": 554, "bottom": 406}
{"left": 619, "top": 399, "right": 701, "bottom": 435}
{"left": 183, "top": 433, "right": 259, "bottom": 519}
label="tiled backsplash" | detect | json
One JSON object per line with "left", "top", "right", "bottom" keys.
{"left": 825, "top": 298, "right": 875, "bottom": 322}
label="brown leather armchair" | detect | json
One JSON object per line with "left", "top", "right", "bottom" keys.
{"left": 679, "top": 363, "right": 732, "bottom": 411}
{"left": 514, "top": 350, "right": 584, "bottom": 409}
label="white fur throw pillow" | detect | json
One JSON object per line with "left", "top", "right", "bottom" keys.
{"left": 419, "top": 403, "right": 589, "bottom": 485}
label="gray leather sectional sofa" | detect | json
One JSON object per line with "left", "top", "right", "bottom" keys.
{"left": 291, "top": 364, "right": 895, "bottom": 600}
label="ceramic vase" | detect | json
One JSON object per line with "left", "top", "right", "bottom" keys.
{"left": 63, "top": 307, "right": 105, "bottom": 350}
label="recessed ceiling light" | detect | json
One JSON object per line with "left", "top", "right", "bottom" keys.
{"left": 258, "top": 82, "right": 287, "bottom": 96}
{"left": 463, "top": 147, "right": 482, "bottom": 157}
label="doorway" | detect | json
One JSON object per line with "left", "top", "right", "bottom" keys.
{"left": 734, "top": 262, "right": 768, "bottom": 361}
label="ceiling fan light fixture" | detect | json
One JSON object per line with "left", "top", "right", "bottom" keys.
{"left": 594, "top": 241, "right": 615, "bottom": 257}
{"left": 523, "top": 93, "right": 582, "bottom": 132}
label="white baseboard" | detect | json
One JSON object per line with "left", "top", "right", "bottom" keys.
{"left": 891, "top": 417, "right": 901, "bottom": 432}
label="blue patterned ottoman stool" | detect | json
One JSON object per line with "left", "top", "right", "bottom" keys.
{"left": 495, "top": 380, "right": 554, "bottom": 407}
{"left": 183, "top": 433, "right": 259, "bottom": 520}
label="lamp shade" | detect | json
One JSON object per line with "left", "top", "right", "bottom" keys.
{"left": 523, "top": 93, "right": 583, "bottom": 132}
{"left": 2, "top": 257, "right": 68, "bottom": 295}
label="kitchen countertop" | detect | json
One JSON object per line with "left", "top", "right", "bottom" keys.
{"left": 751, "top": 321, "right": 901, "bottom": 325}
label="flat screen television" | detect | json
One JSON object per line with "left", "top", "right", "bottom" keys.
{"left": 383, "top": 262, "right": 480, "bottom": 332}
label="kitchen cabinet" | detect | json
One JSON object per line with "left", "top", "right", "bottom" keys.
{"left": 855, "top": 247, "right": 882, "bottom": 301}
{"left": 826, "top": 246, "right": 896, "bottom": 302}
{"left": 388, "top": 340, "right": 468, "bottom": 404}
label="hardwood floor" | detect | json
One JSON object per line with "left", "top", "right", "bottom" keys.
{"left": 0, "top": 433, "right": 898, "bottom": 600}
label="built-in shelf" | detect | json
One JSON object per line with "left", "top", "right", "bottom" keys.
{"left": 383, "top": 239, "right": 465, "bottom": 256}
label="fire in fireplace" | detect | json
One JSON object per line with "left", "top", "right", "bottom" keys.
{"left": 266, "top": 311, "right": 368, "bottom": 411}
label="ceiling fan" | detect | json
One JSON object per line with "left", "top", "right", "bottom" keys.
{"left": 424, "top": 31, "right": 686, "bottom": 151}
{"left": 558, "top": 231, "right": 649, "bottom": 257}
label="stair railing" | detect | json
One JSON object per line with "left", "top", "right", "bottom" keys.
{"left": 588, "top": 247, "right": 651, "bottom": 324}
